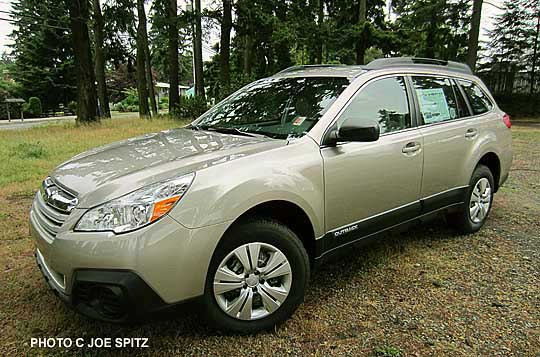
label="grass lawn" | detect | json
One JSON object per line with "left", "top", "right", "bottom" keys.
{"left": 0, "top": 117, "right": 539, "bottom": 355}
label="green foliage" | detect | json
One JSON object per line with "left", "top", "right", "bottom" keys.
{"left": 148, "top": 0, "right": 193, "bottom": 84}
{"left": 112, "top": 88, "right": 139, "bottom": 112}
{"left": 23, "top": 97, "right": 42, "bottom": 117}
{"left": 10, "top": 0, "right": 76, "bottom": 112}
{"left": 101, "top": 0, "right": 137, "bottom": 65}
{"left": 172, "top": 96, "right": 208, "bottom": 120}
{"left": 0, "top": 61, "right": 22, "bottom": 119}
{"left": 391, "top": 0, "right": 470, "bottom": 60}
{"left": 67, "top": 101, "right": 77, "bottom": 114}
{"left": 486, "top": 0, "right": 537, "bottom": 68}
{"left": 373, "top": 345, "right": 403, "bottom": 357}
{"left": 11, "top": 142, "right": 47, "bottom": 159}
{"left": 159, "top": 96, "right": 169, "bottom": 110}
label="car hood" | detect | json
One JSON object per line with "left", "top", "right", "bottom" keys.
{"left": 51, "top": 128, "right": 286, "bottom": 207}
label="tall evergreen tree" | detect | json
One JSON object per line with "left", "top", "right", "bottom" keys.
{"left": 392, "top": 0, "right": 470, "bottom": 60}
{"left": 167, "top": 0, "right": 180, "bottom": 112}
{"left": 487, "top": 0, "right": 536, "bottom": 94}
{"left": 10, "top": 0, "right": 76, "bottom": 112}
{"left": 194, "top": 0, "right": 205, "bottom": 97}
{"left": 92, "top": 0, "right": 111, "bottom": 118}
{"left": 220, "top": 0, "right": 232, "bottom": 89}
{"left": 466, "top": 0, "right": 483, "bottom": 71}
{"left": 69, "top": 0, "right": 98, "bottom": 122}
{"left": 135, "top": 0, "right": 150, "bottom": 117}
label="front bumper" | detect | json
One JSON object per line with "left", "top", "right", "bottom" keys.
{"left": 36, "top": 250, "right": 166, "bottom": 322}
{"left": 30, "top": 204, "right": 231, "bottom": 322}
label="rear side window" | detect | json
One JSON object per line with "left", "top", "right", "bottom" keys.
{"left": 457, "top": 80, "right": 493, "bottom": 115}
{"left": 338, "top": 76, "right": 411, "bottom": 134}
{"left": 412, "top": 76, "right": 459, "bottom": 124}
{"left": 452, "top": 80, "right": 470, "bottom": 118}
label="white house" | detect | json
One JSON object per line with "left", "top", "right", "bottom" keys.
{"left": 155, "top": 82, "right": 191, "bottom": 101}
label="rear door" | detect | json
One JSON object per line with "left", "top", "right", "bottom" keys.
{"left": 411, "top": 75, "right": 476, "bottom": 210}
{"left": 322, "top": 75, "right": 423, "bottom": 251}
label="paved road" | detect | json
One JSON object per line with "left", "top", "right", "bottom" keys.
{"left": 0, "top": 112, "right": 137, "bottom": 130}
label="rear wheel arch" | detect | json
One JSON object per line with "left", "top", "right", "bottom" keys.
{"left": 476, "top": 152, "right": 501, "bottom": 192}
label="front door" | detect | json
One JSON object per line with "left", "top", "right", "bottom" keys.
{"left": 322, "top": 75, "right": 423, "bottom": 252}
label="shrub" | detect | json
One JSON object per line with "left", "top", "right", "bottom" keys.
{"left": 159, "top": 96, "right": 169, "bottom": 110}
{"left": 173, "top": 95, "right": 208, "bottom": 120}
{"left": 24, "top": 97, "right": 42, "bottom": 117}
{"left": 11, "top": 142, "right": 47, "bottom": 159}
{"left": 67, "top": 101, "right": 77, "bottom": 114}
{"left": 112, "top": 88, "right": 139, "bottom": 112}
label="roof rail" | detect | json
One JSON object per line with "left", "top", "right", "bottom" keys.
{"left": 276, "top": 64, "right": 349, "bottom": 75}
{"left": 365, "top": 57, "right": 472, "bottom": 74}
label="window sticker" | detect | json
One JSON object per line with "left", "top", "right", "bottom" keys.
{"left": 416, "top": 88, "right": 451, "bottom": 123}
{"left": 292, "top": 116, "right": 306, "bottom": 126}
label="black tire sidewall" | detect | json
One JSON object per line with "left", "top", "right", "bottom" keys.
{"left": 202, "top": 218, "right": 309, "bottom": 333}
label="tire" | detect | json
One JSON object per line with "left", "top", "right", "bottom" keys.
{"left": 447, "top": 164, "right": 495, "bottom": 234}
{"left": 202, "top": 217, "right": 310, "bottom": 333}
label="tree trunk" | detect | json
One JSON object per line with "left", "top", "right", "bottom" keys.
{"left": 145, "top": 46, "right": 158, "bottom": 116}
{"left": 168, "top": 0, "right": 180, "bottom": 113}
{"left": 92, "top": 0, "right": 110, "bottom": 118}
{"left": 424, "top": 0, "right": 441, "bottom": 58}
{"left": 194, "top": 0, "right": 205, "bottom": 97}
{"left": 136, "top": 0, "right": 150, "bottom": 118}
{"left": 530, "top": 13, "right": 540, "bottom": 96}
{"left": 243, "top": 32, "right": 254, "bottom": 75}
{"left": 220, "top": 0, "right": 232, "bottom": 90}
{"left": 316, "top": 0, "right": 324, "bottom": 64}
{"left": 69, "top": 0, "right": 98, "bottom": 123}
{"left": 355, "top": 0, "right": 367, "bottom": 65}
{"left": 138, "top": 2, "right": 157, "bottom": 116}
{"left": 466, "top": 0, "right": 483, "bottom": 72}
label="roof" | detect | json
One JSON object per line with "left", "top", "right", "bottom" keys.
{"left": 274, "top": 65, "right": 366, "bottom": 79}
{"left": 155, "top": 82, "right": 190, "bottom": 89}
{"left": 4, "top": 98, "right": 25, "bottom": 103}
{"left": 365, "top": 57, "right": 472, "bottom": 75}
{"left": 274, "top": 57, "right": 472, "bottom": 79}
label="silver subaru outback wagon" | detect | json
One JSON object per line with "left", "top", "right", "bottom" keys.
{"left": 30, "top": 57, "right": 512, "bottom": 332}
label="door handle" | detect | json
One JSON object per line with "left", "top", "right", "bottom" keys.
{"left": 402, "top": 142, "right": 421, "bottom": 154}
{"left": 465, "top": 128, "right": 478, "bottom": 139}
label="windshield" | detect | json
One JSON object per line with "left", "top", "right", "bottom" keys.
{"left": 193, "top": 76, "right": 349, "bottom": 139}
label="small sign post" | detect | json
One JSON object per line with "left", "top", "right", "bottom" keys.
{"left": 4, "top": 98, "right": 25, "bottom": 122}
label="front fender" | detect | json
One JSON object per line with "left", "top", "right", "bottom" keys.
{"left": 168, "top": 138, "right": 325, "bottom": 237}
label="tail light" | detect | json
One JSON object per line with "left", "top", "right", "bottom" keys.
{"left": 502, "top": 113, "right": 511, "bottom": 128}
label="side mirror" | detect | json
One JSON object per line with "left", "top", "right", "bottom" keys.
{"left": 325, "top": 119, "right": 380, "bottom": 146}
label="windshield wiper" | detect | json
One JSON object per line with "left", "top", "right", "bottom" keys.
{"left": 196, "top": 125, "right": 258, "bottom": 138}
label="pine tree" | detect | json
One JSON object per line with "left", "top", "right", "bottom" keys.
{"left": 10, "top": 0, "right": 76, "bottom": 112}
{"left": 392, "top": 0, "right": 470, "bottom": 60}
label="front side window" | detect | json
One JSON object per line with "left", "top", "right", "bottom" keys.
{"left": 412, "top": 76, "right": 459, "bottom": 124}
{"left": 337, "top": 76, "right": 411, "bottom": 134}
{"left": 194, "top": 76, "right": 349, "bottom": 139}
{"left": 457, "top": 80, "right": 493, "bottom": 115}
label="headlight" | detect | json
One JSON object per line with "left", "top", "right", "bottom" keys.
{"left": 75, "top": 172, "right": 195, "bottom": 234}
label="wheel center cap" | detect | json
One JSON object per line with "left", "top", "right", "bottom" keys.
{"left": 246, "top": 274, "right": 259, "bottom": 287}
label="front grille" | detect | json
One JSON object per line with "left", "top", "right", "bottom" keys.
{"left": 32, "top": 178, "right": 77, "bottom": 239}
